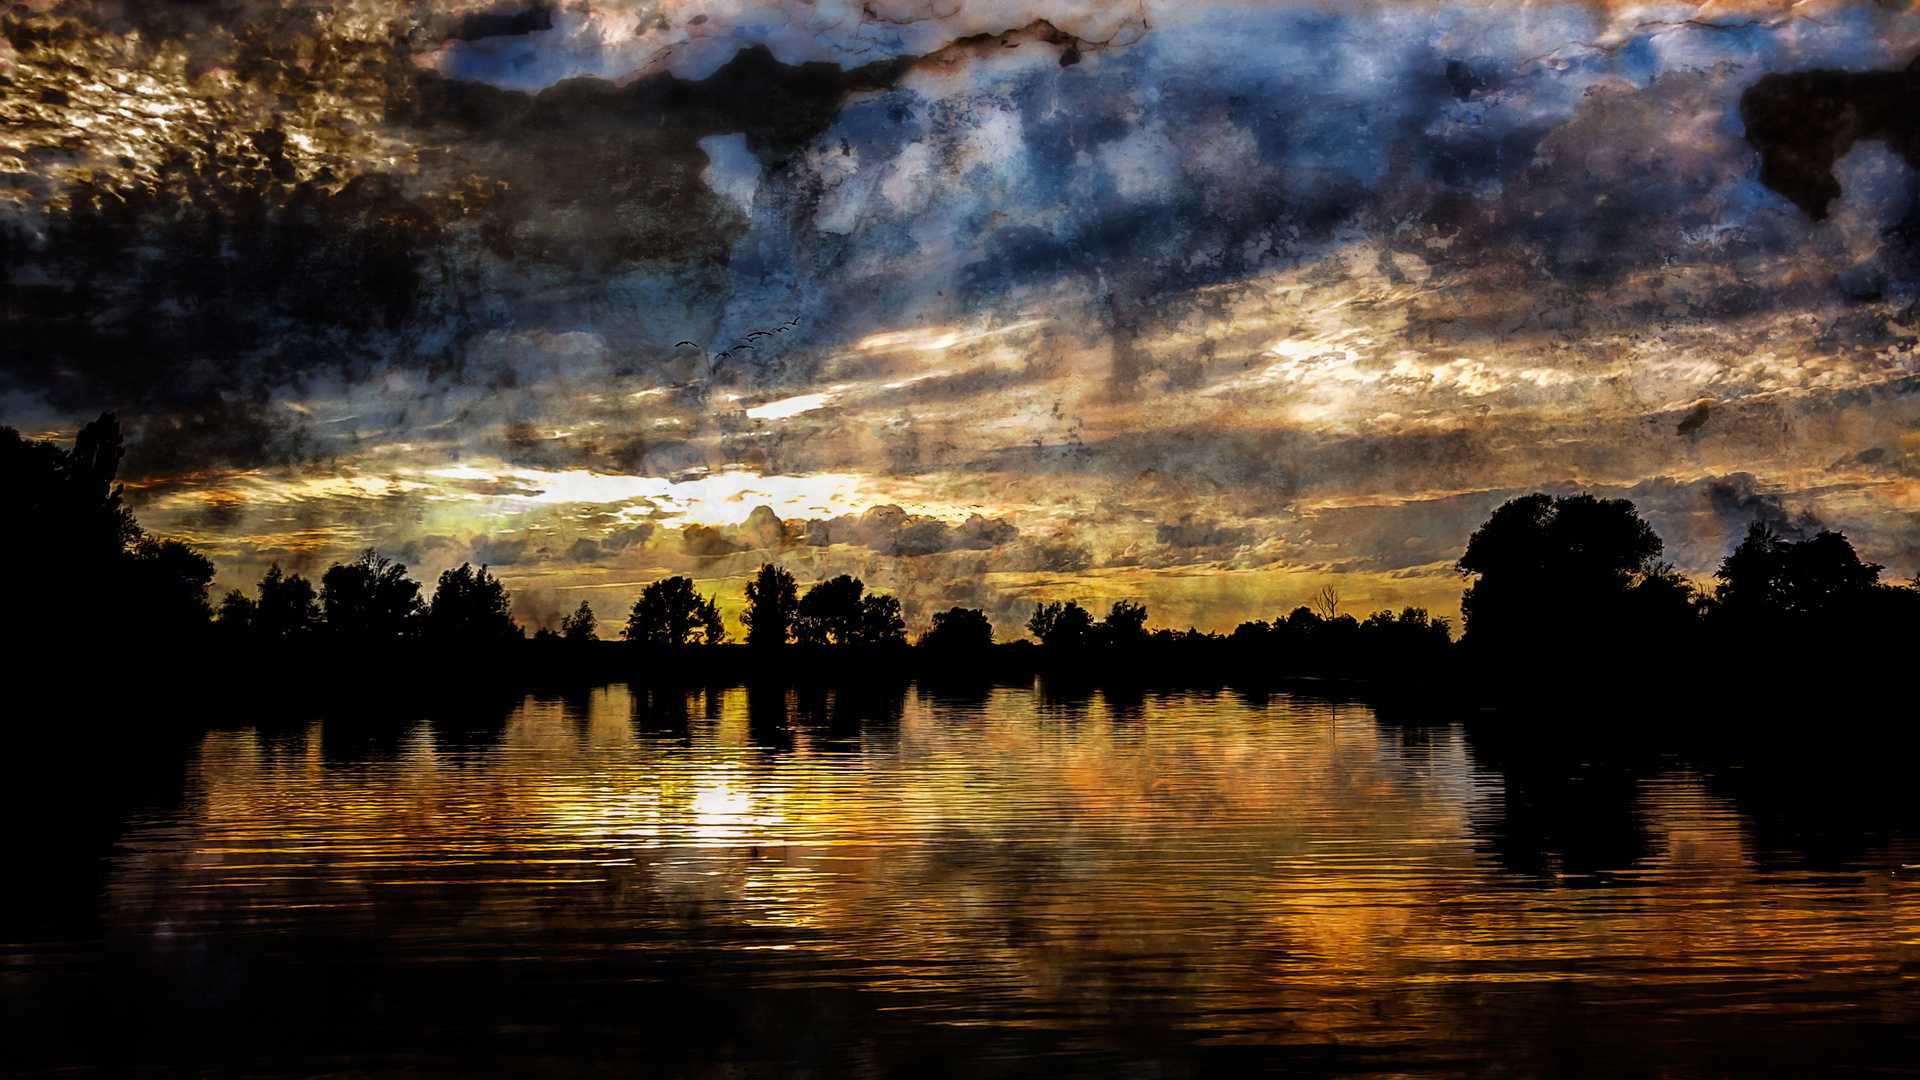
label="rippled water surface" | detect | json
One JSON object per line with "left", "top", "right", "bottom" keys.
{"left": 8, "top": 683, "right": 1919, "bottom": 1078}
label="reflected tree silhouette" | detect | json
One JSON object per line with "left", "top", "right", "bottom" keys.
{"left": 630, "top": 686, "right": 699, "bottom": 735}
{"left": 1465, "top": 726, "right": 1662, "bottom": 885}
{"left": 745, "top": 683, "right": 796, "bottom": 750}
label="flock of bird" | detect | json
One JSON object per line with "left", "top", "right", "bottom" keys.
{"left": 674, "top": 315, "right": 802, "bottom": 362}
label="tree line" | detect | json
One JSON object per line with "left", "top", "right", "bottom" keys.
{"left": 1447, "top": 491, "right": 1920, "bottom": 656}
{"left": 214, "top": 552, "right": 522, "bottom": 644}
{"left": 10, "top": 415, "right": 1913, "bottom": 663}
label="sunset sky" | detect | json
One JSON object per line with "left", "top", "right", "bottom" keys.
{"left": 5, "top": 0, "right": 1918, "bottom": 635}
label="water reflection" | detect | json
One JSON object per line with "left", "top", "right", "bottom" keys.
{"left": 5, "top": 683, "right": 1917, "bottom": 1079}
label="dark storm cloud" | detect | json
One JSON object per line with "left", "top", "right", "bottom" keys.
{"left": 1, "top": 1, "right": 909, "bottom": 475}
{"left": 1742, "top": 55, "right": 1920, "bottom": 220}
{"left": 10, "top": 0, "right": 1913, "bottom": 478}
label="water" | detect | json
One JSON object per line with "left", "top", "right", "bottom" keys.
{"left": 7, "top": 682, "right": 1918, "bottom": 1078}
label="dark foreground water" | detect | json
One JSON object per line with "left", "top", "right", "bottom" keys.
{"left": 6, "top": 682, "right": 1918, "bottom": 1079}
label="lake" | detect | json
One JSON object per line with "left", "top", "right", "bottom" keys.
{"left": 6, "top": 681, "right": 1918, "bottom": 1078}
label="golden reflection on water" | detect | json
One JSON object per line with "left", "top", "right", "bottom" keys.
{"left": 111, "top": 684, "right": 1920, "bottom": 1060}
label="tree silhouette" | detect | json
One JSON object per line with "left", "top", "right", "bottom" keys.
{"left": 124, "top": 535, "right": 216, "bottom": 632}
{"left": 1457, "top": 492, "right": 1665, "bottom": 648}
{"left": 215, "top": 588, "right": 258, "bottom": 633}
{"left": 857, "top": 592, "right": 907, "bottom": 646}
{"left": 793, "top": 575, "right": 908, "bottom": 645}
{"left": 561, "top": 600, "right": 598, "bottom": 642}
{"left": 320, "top": 550, "right": 425, "bottom": 639}
{"left": 1357, "top": 606, "right": 1454, "bottom": 657}
{"left": 255, "top": 564, "right": 323, "bottom": 637}
{"left": 742, "top": 564, "right": 798, "bottom": 646}
{"left": 625, "top": 576, "right": 725, "bottom": 645}
{"left": 1098, "top": 600, "right": 1149, "bottom": 646}
{"left": 5, "top": 413, "right": 190, "bottom": 636}
{"left": 1314, "top": 584, "right": 1341, "bottom": 620}
{"left": 919, "top": 606, "right": 994, "bottom": 649}
{"left": 34, "top": 414, "right": 141, "bottom": 563}
{"left": 1028, "top": 600, "right": 1094, "bottom": 646}
{"left": 424, "top": 563, "right": 521, "bottom": 643}
{"left": 795, "top": 575, "right": 865, "bottom": 644}
{"left": 1623, "top": 562, "right": 1701, "bottom": 637}
{"left": 1713, "top": 524, "right": 1889, "bottom": 623}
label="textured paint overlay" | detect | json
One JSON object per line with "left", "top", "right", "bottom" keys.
{"left": 4, "top": 0, "right": 1918, "bottom": 633}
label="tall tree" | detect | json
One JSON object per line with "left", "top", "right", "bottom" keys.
{"left": 4, "top": 415, "right": 221, "bottom": 637}
{"left": 320, "top": 550, "right": 425, "bottom": 639}
{"left": 424, "top": 563, "right": 521, "bottom": 643}
{"left": 5, "top": 414, "right": 148, "bottom": 633}
{"left": 742, "top": 564, "right": 798, "bottom": 646}
{"left": 625, "top": 577, "right": 725, "bottom": 645}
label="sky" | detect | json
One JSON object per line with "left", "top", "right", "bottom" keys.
{"left": 4, "top": 0, "right": 1919, "bottom": 636}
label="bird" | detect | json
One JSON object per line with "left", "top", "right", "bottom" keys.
{"left": 675, "top": 340, "right": 698, "bottom": 347}
{"left": 746, "top": 331, "right": 771, "bottom": 340}
{"left": 716, "top": 350, "right": 732, "bottom": 359}
{"left": 734, "top": 344, "right": 757, "bottom": 352}
{"left": 786, "top": 316, "right": 801, "bottom": 326}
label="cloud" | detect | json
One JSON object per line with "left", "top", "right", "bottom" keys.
{"left": 11, "top": 0, "right": 1920, "bottom": 632}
